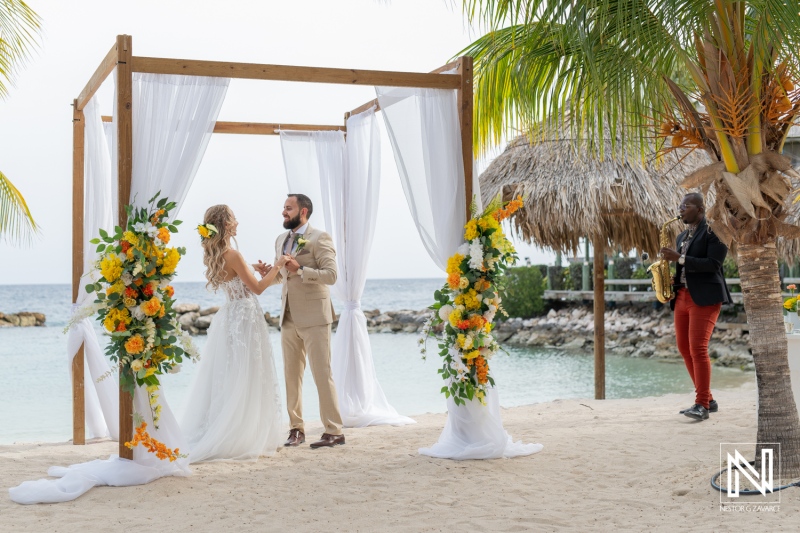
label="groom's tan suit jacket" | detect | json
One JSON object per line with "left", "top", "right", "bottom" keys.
{"left": 272, "top": 224, "right": 337, "bottom": 327}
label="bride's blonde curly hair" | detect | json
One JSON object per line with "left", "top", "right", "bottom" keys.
{"left": 201, "top": 204, "right": 236, "bottom": 290}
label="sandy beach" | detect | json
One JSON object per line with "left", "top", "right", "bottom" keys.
{"left": 2, "top": 382, "right": 797, "bottom": 532}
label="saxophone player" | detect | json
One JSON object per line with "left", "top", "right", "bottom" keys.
{"left": 659, "top": 192, "right": 732, "bottom": 421}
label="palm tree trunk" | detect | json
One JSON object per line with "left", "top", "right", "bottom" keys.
{"left": 738, "top": 242, "right": 800, "bottom": 478}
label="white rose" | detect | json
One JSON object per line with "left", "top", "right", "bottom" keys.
{"left": 168, "top": 364, "right": 182, "bottom": 374}
{"left": 130, "top": 359, "right": 144, "bottom": 372}
{"left": 438, "top": 305, "right": 454, "bottom": 321}
{"left": 121, "top": 272, "right": 133, "bottom": 286}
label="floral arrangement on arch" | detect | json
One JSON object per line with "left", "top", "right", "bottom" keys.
{"left": 80, "top": 192, "right": 199, "bottom": 431}
{"left": 420, "top": 195, "right": 524, "bottom": 406}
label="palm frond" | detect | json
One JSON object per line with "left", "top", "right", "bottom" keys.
{"left": 0, "top": 170, "right": 38, "bottom": 246}
{"left": 0, "top": 0, "right": 42, "bottom": 98}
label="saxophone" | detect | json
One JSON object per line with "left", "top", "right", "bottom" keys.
{"left": 647, "top": 215, "right": 682, "bottom": 304}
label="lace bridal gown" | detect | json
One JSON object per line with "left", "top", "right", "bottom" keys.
{"left": 181, "top": 275, "right": 283, "bottom": 462}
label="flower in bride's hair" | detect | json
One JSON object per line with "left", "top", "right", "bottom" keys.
{"left": 197, "top": 225, "right": 209, "bottom": 239}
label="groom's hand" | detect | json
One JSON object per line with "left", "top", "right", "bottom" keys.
{"left": 284, "top": 257, "right": 300, "bottom": 273}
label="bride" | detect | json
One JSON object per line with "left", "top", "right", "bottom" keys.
{"left": 181, "top": 204, "right": 288, "bottom": 462}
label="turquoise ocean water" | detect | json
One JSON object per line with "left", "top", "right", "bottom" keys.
{"left": 0, "top": 280, "right": 752, "bottom": 444}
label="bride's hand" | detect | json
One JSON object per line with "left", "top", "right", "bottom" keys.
{"left": 276, "top": 255, "right": 290, "bottom": 268}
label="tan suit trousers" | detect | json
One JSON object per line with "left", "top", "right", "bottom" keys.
{"left": 281, "top": 306, "right": 343, "bottom": 436}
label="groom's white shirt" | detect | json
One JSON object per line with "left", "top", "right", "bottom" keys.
{"left": 283, "top": 221, "right": 309, "bottom": 255}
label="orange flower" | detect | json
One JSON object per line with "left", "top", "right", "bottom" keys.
{"left": 157, "top": 227, "right": 170, "bottom": 244}
{"left": 121, "top": 241, "right": 131, "bottom": 253}
{"left": 474, "top": 278, "right": 491, "bottom": 292}
{"left": 134, "top": 278, "right": 143, "bottom": 286}
{"left": 143, "top": 282, "right": 155, "bottom": 297}
{"left": 125, "top": 286, "right": 138, "bottom": 298}
{"left": 150, "top": 209, "right": 166, "bottom": 225}
{"left": 163, "top": 285, "right": 174, "bottom": 298}
{"left": 457, "top": 320, "right": 471, "bottom": 330}
{"left": 447, "top": 273, "right": 461, "bottom": 290}
{"left": 116, "top": 322, "right": 127, "bottom": 332}
{"left": 493, "top": 196, "right": 524, "bottom": 221}
{"left": 125, "top": 422, "right": 183, "bottom": 462}
{"left": 474, "top": 356, "right": 489, "bottom": 384}
{"left": 468, "top": 315, "right": 485, "bottom": 329}
{"left": 141, "top": 297, "right": 161, "bottom": 317}
{"left": 158, "top": 305, "right": 165, "bottom": 318}
{"left": 124, "top": 334, "right": 145, "bottom": 355}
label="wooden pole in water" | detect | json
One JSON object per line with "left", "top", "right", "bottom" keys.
{"left": 593, "top": 233, "right": 606, "bottom": 399}
{"left": 72, "top": 99, "right": 86, "bottom": 445}
{"left": 116, "top": 34, "right": 134, "bottom": 459}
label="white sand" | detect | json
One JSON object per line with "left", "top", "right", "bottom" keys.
{"left": 2, "top": 383, "right": 797, "bottom": 532}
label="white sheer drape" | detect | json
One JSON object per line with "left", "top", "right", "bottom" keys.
{"left": 65, "top": 96, "right": 119, "bottom": 441}
{"left": 376, "top": 85, "right": 466, "bottom": 271}
{"left": 129, "top": 73, "right": 229, "bottom": 211}
{"left": 279, "top": 131, "right": 328, "bottom": 228}
{"left": 279, "top": 118, "right": 413, "bottom": 427}
{"left": 377, "top": 82, "right": 539, "bottom": 459}
{"left": 11, "top": 74, "right": 229, "bottom": 504}
{"left": 331, "top": 110, "right": 414, "bottom": 427}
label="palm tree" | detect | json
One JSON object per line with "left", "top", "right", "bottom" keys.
{"left": 461, "top": 0, "right": 800, "bottom": 477}
{"left": 0, "top": 0, "right": 40, "bottom": 245}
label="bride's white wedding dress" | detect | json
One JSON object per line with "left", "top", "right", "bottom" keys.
{"left": 181, "top": 275, "right": 283, "bottom": 462}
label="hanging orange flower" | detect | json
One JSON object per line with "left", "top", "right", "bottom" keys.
{"left": 141, "top": 297, "right": 162, "bottom": 317}
{"left": 163, "top": 285, "right": 175, "bottom": 298}
{"left": 157, "top": 227, "right": 170, "bottom": 244}
{"left": 125, "top": 422, "right": 183, "bottom": 462}
{"left": 124, "top": 334, "right": 145, "bottom": 355}
{"left": 474, "top": 356, "right": 489, "bottom": 384}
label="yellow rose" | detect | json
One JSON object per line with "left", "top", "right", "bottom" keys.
{"left": 100, "top": 255, "right": 123, "bottom": 283}
{"left": 446, "top": 253, "right": 465, "bottom": 275}
{"left": 123, "top": 231, "right": 139, "bottom": 246}
{"left": 458, "top": 277, "right": 470, "bottom": 289}
{"left": 464, "top": 219, "right": 479, "bottom": 241}
{"left": 160, "top": 248, "right": 180, "bottom": 275}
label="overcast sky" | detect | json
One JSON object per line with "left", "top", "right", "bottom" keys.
{"left": 0, "top": 0, "right": 557, "bottom": 285}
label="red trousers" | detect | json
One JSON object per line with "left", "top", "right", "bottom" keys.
{"left": 674, "top": 288, "right": 721, "bottom": 409}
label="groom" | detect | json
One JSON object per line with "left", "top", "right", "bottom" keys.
{"left": 257, "top": 193, "right": 345, "bottom": 449}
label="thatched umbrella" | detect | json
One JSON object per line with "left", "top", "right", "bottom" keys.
{"left": 480, "top": 133, "right": 711, "bottom": 399}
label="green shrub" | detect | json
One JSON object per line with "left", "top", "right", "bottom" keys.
{"left": 546, "top": 266, "right": 565, "bottom": 290}
{"left": 568, "top": 262, "right": 589, "bottom": 290}
{"left": 501, "top": 266, "right": 546, "bottom": 318}
{"left": 723, "top": 256, "right": 740, "bottom": 292}
{"left": 614, "top": 257, "right": 638, "bottom": 279}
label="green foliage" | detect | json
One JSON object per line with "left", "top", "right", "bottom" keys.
{"left": 501, "top": 266, "right": 545, "bottom": 318}
{"left": 724, "top": 256, "right": 741, "bottom": 293}
{"left": 568, "top": 262, "right": 588, "bottom": 291}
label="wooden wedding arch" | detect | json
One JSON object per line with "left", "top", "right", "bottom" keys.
{"left": 72, "top": 35, "right": 474, "bottom": 459}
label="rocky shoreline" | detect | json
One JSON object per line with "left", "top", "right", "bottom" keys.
{"left": 171, "top": 302, "right": 753, "bottom": 371}
{"left": 0, "top": 312, "right": 46, "bottom": 327}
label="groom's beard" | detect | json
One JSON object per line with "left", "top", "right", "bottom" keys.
{"left": 283, "top": 214, "right": 302, "bottom": 230}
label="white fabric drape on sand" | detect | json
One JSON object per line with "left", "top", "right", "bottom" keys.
{"left": 280, "top": 119, "right": 413, "bottom": 427}
{"left": 378, "top": 83, "right": 541, "bottom": 459}
{"left": 10, "top": 74, "right": 229, "bottom": 504}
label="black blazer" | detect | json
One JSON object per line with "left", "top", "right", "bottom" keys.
{"left": 670, "top": 218, "right": 732, "bottom": 309}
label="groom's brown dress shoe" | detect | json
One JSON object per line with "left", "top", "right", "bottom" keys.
{"left": 285, "top": 429, "right": 305, "bottom": 447}
{"left": 309, "top": 433, "right": 345, "bottom": 449}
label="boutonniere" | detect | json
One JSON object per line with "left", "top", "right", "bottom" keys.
{"left": 294, "top": 235, "right": 309, "bottom": 254}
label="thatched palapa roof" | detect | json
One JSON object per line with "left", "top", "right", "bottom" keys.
{"left": 480, "top": 133, "right": 713, "bottom": 256}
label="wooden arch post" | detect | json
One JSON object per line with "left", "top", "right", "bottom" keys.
{"left": 72, "top": 99, "right": 85, "bottom": 445}
{"left": 116, "top": 34, "right": 134, "bottom": 459}
{"left": 456, "top": 56, "right": 473, "bottom": 220}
